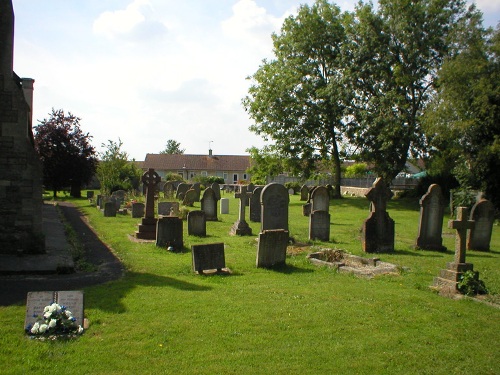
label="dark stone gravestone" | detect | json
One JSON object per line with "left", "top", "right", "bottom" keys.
{"left": 131, "top": 202, "right": 145, "bottom": 218}
{"left": 416, "top": 184, "right": 446, "bottom": 251}
{"left": 183, "top": 189, "right": 197, "bottom": 206}
{"left": 220, "top": 198, "right": 229, "bottom": 214}
{"left": 191, "top": 183, "right": 201, "bottom": 202}
{"left": 156, "top": 216, "right": 183, "bottom": 250}
{"left": 246, "top": 183, "right": 255, "bottom": 206}
{"left": 96, "top": 194, "right": 102, "bottom": 208}
{"left": 433, "top": 207, "right": 477, "bottom": 294}
{"left": 256, "top": 229, "right": 288, "bottom": 268}
{"left": 260, "top": 183, "right": 289, "bottom": 231}
{"left": 103, "top": 201, "right": 117, "bottom": 217}
{"left": 249, "top": 187, "right": 263, "bottom": 222}
{"left": 188, "top": 210, "right": 206, "bottom": 237}
{"left": 136, "top": 168, "right": 161, "bottom": 240}
{"left": 86, "top": 191, "right": 94, "bottom": 199}
{"left": 362, "top": 178, "right": 394, "bottom": 253}
{"left": 176, "top": 183, "right": 190, "bottom": 200}
{"left": 230, "top": 186, "right": 253, "bottom": 235}
{"left": 163, "top": 181, "right": 176, "bottom": 199}
{"left": 159, "top": 202, "right": 179, "bottom": 217}
{"left": 300, "top": 185, "right": 309, "bottom": 201}
{"left": 309, "top": 210, "right": 330, "bottom": 241}
{"left": 311, "top": 186, "right": 329, "bottom": 212}
{"left": 211, "top": 182, "right": 221, "bottom": 201}
{"left": 25, "top": 291, "right": 84, "bottom": 330}
{"left": 302, "top": 203, "right": 311, "bottom": 217}
{"left": 111, "top": 189, "right": 126, "bottom": 200}
{"left": 467, "top": 199, "right": 494, "bottom": 251}
{"left": 192, "top": 243, "right": 226, "bottom": 274}
{"left": 201, "top": 187, "right": 218, "bottom": 221}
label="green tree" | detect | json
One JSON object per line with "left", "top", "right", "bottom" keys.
{"left": 243, "top": 0, "right": 348, "bottom": 197}
{"left": 246, "top": 146, "right": 287, "bottom": 185}
{"left": 159, "top": 139, "right": 185, "bottom": 154}
{"left": 97, "top": 139, "right": 142, "bottom": 195}
{"left": 34, "top": 108, "right": 97, "bottom": 198}
{"left": 343, "top": 0, "right": 479, "bottom": 182}
{"left": 424, "top": 22, "right": 500, "bottom": 212}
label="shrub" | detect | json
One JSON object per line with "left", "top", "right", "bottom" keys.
{"left": 457, "top": 270, "right": 488, "bottom": 296}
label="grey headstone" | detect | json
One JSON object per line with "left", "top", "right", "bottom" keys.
{"left": 468, "top": 199, "right": 494, "bottom": 251}
{"left": 311, "top": 186, "right": 329, "bottom": 212}
{"left": 131, "top": 202, "right": 145, "bottom": 218}
{"left": 156, "top": 216, "right": 183, "bottom": 250}
{"left": 183, "top": 189, "right": 197, "bottom": 206}
{"left": 187, "top": 210, "right": 206, "bottom": 237}
{"left": 249, "top": 187, "right": 263, "bottom": 222}
{"left": 191, "top": 183, "right": 201, "bottom": 202}
{"left": 416, "top": 184, "right": 445, "bottom": 250}
{"left": 309, "top": 210, "right": 330, "bottom": 241}
{"left": 220, "top": 198, "right": 229, "bottom": 214}
{"left": 256, "top": 229, "right": 289, "bottom": 268}
{"left": 163, "top": 181, "right": 176, "bottom": 199}
{"left": 192, "top": 243, "right": 225, "bottom": 274}
{"left": 86, "top": 191, "right": 94, "bottom": 199}
{"left": 300, "top": 185, "right": 309, "bottom": 201}
{"left": 158, "top": 202, "right": 172, "bottom": 216}
{"left": 201, "top": 187, "right": 218, "bottom": 221}
{"left": 211, "top": 182, "right": 221, "bottom": 201}
{"left": 260, "top": 183, "right": 289, "bottom": 231}
{"left": 103, "top": 201, "right": 117, "bottom": 217}
{"left": 176, "top": 183, "right": 190, "bottom": 200}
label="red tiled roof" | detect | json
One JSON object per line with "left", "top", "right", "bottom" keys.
{"left": 143, "top": 153, "right": 251, "bottom": 172}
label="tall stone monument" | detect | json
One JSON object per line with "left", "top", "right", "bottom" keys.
{"left": 0, "top": 0, "right": 44, "bottom": 254}
{"left": 135, "top": 168, "right": 161, "bottom": 240}
{"left": 230, "top": 185, "right": 253, "bottom": 236}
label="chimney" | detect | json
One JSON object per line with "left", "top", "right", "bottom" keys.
{"left": 209, "top": 148, "right": 212, "bottom": 157}
{"left": 21, "top": 78, "right": 34, "bottom": 125}
{"left": 0, "top": 0, "right": 15, "bottom": 77}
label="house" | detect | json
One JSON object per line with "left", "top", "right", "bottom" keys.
{"left": 142, "top": 150, "right": 251, "bottom": 184}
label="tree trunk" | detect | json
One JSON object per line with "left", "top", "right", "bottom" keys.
{"left": 331, "top": 140, "right": 342, "bottom": 199}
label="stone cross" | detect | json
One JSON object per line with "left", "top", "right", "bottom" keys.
{"left": 366, "top": 178, "right": 393, "bottom": 213}
{"left": 448, "top": 207, "right": 475, "bottom": 264}
{"left": 142, "top": 168, "right": 161, "bottom": 219}
{"left": 235, "top": 185, "right": 253, "bottom": 223}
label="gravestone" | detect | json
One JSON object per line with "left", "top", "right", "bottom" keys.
{"left": 211, "top": 182, "right": 221, "bottom": 201}
{"left": 433, "top": 207, "right": 477, "bottom": 294}
{"left": 111, "top": 189, "right": 126, "bottom": 200}
{"left": 467, "top": 199, "right": 494, "bottom": 251}
{"left": 416, "top": 184, "right": 446, "bottom": 251}
{"left": 260, "top": 183, "right": 289, "bottom": 231}
{"left": 176, "top": 183, "right": 190, "bottom": 200}
{"left": 220, "top": 198, "right": 229, "bottom": 214}
{"left": 311, "top": 186, "right": 329, "bottom": 212}
{"left": 309, "top": 210, "right": 330, "bottom": 241}
{"left": 156, "top": 216, "right": 183, "bottom": 250}
{"left": 192, "top": 243, "right": 226, "bottom": 274}
{"left": 158, "top": 202, "right": 179, "bottom": 217}
{"left": 187, "top": 210, "right": 206, "bottom": 237}
{"left": 256, "top": 229, "right": 289, "bottom": 268}
{"left": 230, "top": 186, "right": 253, "bottom": 235}
{"left": 103, "top": 201, "right": 117, "bottom": 217}
{"left": 135, "top": 168, "right": 161, "bottom": 240}
{"left": 183, "top": 189, "right": 197, "bottom": 206}
{"left": 86, "top": 191, "right": 94, "bottom": 199}
{"left": 249, "top": 187, "right": 263, "bottom": 222}
{"left": 300, "top": 185, "right": 309, "bottom": 201}
{"left": 96, "top": 195, "right": 102, "bottom": 208}
{"left": 131, "top": 202, "right": 145, "bottom": 218}
{"left": 246, "top": 183, "right": 255, "bottom": 206}
{"left": 191, "top": 183, "right": 201, "bottom": 202}
{"left": 163, "top": 182, "right": 175, "bottom": 199}
{"left": 25, "top": 291, "right": 84, "bottom": 330}
{"left": 201, "top": 187, "right": 218, "bottom": 221}
{"left": 362, "top": 177, "right": 394, "bottom": 253}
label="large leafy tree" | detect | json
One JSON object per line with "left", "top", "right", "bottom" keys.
{"left": 34, "top": 109, "right": 97, "bottom": 198}
{"left": 343, "top": 0, "right": 479, "bottom": 182}
{"left": 246, "top": 146, "right": 287, "bottom": 185}
{"left": 424, "top": 22, "right": 500, "bottom": 212}
{"left": 159, "top": 139, "right": 185, "bottom": 154}
{"left": 97, "top": 139, "right": 142, "bottom": 195}
{"left": 243, "top": 0, "right": 348, "bottom": 197}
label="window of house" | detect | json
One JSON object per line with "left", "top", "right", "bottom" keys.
{"left": 233, "top": 174, "right": 238, "bottom": 183}
{"left": 201, "top": 171, "right": 207, "bottom": 177}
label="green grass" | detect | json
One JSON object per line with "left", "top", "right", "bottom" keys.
{"left": 1, "top": 192, "right": 499, "bottom": 374}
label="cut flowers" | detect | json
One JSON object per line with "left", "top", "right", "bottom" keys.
{"left": 25, "top": 302, "right": 84, "bottom": 339}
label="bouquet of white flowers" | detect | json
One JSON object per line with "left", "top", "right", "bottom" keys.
{"left": 26, "top": 302, "right": 84, "bottom": 337}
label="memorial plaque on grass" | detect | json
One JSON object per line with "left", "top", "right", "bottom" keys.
{"left": 103, "top": 201, "right": 117, "bottom": 217}
{"left": 25, "top": 291, "right": 84, "bottom": 329}
{"left": 192, "top": 243, "right": 226, "bottom": 274}
{"left": 256, "top": 229, "right": 289, "bottom": 268}
{"left": 156, "top": 216, "right": 183, "bottom": 250}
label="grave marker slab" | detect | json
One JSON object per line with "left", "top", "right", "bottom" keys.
{"left": 300, "top": 185, "right": 309, "bottom": 201}
{"left": 416, "top": 184, "right": 446, "bottom": 251}
{"left": 201, "top": 187, "right": 218, "bottom": 221}
{"left": 183, "top": 189, "right": 197, "bottom": 206}
{"left": 25, "top": 291, "right": 84, "bottom": 329}
{"left": 103, "top": 201, "right": 117, "bottom": 217}
{"left": 260, "top": 183, "right": 289, "bottom": 231}
{"left": 192, "top": 243, "right": 226, "bottom": 274}
{"left": 211, "top": 182, "right": 221, "bottom": 201}
{"left": 156, "top": 216, "right": 183, "bottom": 250}
{"left": 249, "top": 187, "right": 263, "bottom": 222}
{"left": 467, "top": 199, "right": 494, "bottom": 251}
{"left": 188, "top": 210, "right": 206, "bottom": 237}
{"left": 311, "top": 186, "right": 329, "bottom": 212}
{"left": 309, "top": 210, "right": 330, "bottom": 241}
{"left": 220, "top": 198, "right": 229, "bottom": 214}
{"left": 131, "top": 202, "right": 145, "bottom": 218}
{"left": 256, "top": 229, "right": 289, "bottom": 268}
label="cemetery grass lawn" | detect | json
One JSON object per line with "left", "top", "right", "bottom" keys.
{"left": 1, "top": 193, "right": 499, "bottom": 374}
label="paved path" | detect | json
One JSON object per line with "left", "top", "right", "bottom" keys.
{"left": 0, "top": 202, "right": 124, "bottom": 306}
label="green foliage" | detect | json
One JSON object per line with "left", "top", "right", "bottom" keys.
{"left": 192, "top": 175, "right": 225, "bottom": 185}
{"left": 34, "top": 108, "right": 97, "bottom": 198}
{"left": 284, "top": 182, "right": 301, "bottom": 193}
{"left": 246, "top": 146, "right": 286, "bottom": 184}
{"left": 96, "top": 139, "right": 141, "bottom": 195}
{"left": 165, "top": 173, "right": 184, "bottom": 182}
{"left": 159, "top": 139, "right": 185, "bottom": 154}
{"left": 458, "top": 270, "right": 488, "bottom": 296}
{"left": 344, "top": 163, "right": 368, "bottom": 178}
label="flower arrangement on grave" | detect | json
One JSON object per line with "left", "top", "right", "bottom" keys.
{"left": 25, "top": 302, "right": 84, "bottom": 337}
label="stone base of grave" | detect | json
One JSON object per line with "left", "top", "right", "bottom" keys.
{"left": 230, "top": 220, "right": 252, "bottom": 236}
{"left": 432, "top": 262, "right": 476, "bottom": 295}
{"left": 135, "top": 217, "right": 157, "bottom": 240}
{"left": 362, "top": 212, "right": 395, "bottom": 253}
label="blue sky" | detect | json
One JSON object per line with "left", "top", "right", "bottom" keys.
{"left": 11, "top": 0, "right": 500, "bottom": 161}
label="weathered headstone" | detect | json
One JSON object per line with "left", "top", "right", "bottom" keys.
{"left": 176, "top": 183, "right": 190, "bottom": 200}
{"left": 191, "top": 183, "right": 201, "bottom": 202}
{"left": 467, "top": 199, "right": 494, "bottom": 251}
{"left": 230, "top": 186, "right": 253, "bottom": 235}
{"left": 260, "top": 183, "right": 289, "bottom": 231}
{"left": 156, "top": 216, "right": 183, "bottom": 250}
{"left": 249, "top": 187, "right": 263, "bottom": 222}
{"left": 25, "top": 291, "right": 84, "bottom": 330}
{"left": 158, "top": 201, "right": 179, "bottom": 217}
{"left": 192, "top": 243, "right": 226, "bottom": 274}
{"left": 135, "top": 168, "right": 161, "bottom": 240}
{"left": 433, "top": 207, "right": 477, "bottom": 294}
{"left": 416, "top": 184, "right": 446, "bottom": 251}
{"left": 362, "top": 177, "right": 394, "bottom": 253}
{"left": 103, "top": 201, "right": 117, "bottom": 217}
{"left": 86, "top": 191, "right": 94, "bottom": 199}
{"left": 183, "top": 189, "right": 197, "bottom": 206}
{"left": 163, "top": 181, "right": 175, "bottom": 199}
{"left": 311, "top": 186, "right": 330, "bottom": 212}
{"left": 300, "top": 185, "right": 309, "bottom": 201}
{"left": 111, "top": 189, "right": 126, "bottom": 200}
{"left": 220, "top": 198, "right": 229, "bottom": 214}
{"left": 131, "top": 202, "right": 145, "bottom": 218}
{"left": 256, "top": 229, "right": 289, "bottom": 268}
{"left": 309, "top": 210, "right": 330, "bottom": 241}
{"left": 211, "top": 182, "right": 221, "bottom": 201}
{"left": 187, "top": 210, "right": 206, "bottom": 237}
{"left": 201, "top": 187, "right": 218, "bottom": 221}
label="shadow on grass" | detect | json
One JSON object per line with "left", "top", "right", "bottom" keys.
{"left": 265, "top": 263, "right": 314, "bottom": 274}
{"left": 393, "top": 249, "right": 451, "bottom": 257}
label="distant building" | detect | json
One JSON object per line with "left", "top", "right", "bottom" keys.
{"left": 142, "top": 150, "right": 251, "bottom": 184}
